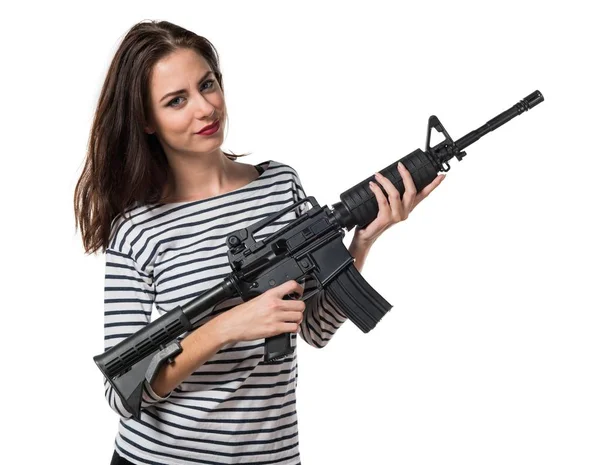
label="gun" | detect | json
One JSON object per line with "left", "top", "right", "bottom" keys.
{"left": 94, "top": 90, "right": 544, "bottom": 419}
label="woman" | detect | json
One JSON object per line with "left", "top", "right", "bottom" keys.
{"left": 74, "top": 20, "right": 444, "bottom": 465}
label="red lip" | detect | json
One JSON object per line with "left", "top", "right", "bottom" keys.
{"left": 196, "top": 120, "right": 220, "bottom": 134}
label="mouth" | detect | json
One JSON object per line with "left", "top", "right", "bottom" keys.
{"left": 195, "top": 120, "right": 220, "bottom": 135}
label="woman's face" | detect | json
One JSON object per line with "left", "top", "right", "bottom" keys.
{"left": 144, "top": 48, "right": 226, "bottom": 156}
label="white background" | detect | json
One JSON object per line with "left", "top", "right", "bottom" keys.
{"left": 1, "top": 1, "right": 598, "bottom": 464}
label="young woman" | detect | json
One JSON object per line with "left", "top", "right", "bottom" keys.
{"left": 74, "top": 20, "right": 444, "bottom": 465}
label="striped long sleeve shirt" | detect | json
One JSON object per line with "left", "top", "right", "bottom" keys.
{"left": 103, "top": 160, "right": 349, "bottom": 465}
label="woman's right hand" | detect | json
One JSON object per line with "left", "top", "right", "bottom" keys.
{"left": 214, "top": 280, "right": 306, "bottom": 344}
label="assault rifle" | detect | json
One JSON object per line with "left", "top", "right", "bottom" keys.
{"left": 95, "top": 90, "right": 544, "bottom": 419}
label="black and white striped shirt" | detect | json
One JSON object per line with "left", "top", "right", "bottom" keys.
{"left": 103, "top": 160, "right": 348, "bottom": 465}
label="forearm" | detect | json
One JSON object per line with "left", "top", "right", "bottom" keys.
{"left": 150, "top": 316, "right": 230, "bottom": 397}
{"left": 349, "top": 240, "right": 372, "bottom": 273}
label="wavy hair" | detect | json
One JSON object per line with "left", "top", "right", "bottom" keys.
{"left": 74, "top": 20, "right": 249, "bottom": 255}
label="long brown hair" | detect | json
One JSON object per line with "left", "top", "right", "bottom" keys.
{"left": 74, "top": 20, "right": 248, "bottom": 255}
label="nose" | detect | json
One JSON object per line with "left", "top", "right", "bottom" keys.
{"left": 192, "top": 91, "right": 217, "bottom": 119}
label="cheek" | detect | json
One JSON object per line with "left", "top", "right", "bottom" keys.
{"left": 158, "top": 111, "right": 192, "bottom": 136}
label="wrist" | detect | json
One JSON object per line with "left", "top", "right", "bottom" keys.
{"left": 204, "top": 315, "right": 236, "bottom": 347}
{"left": 349, "top": 237, "right": 372, "bottom": 257}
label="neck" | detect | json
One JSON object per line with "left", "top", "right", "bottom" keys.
{"left": 161, "top": 149, "right": 235, "bottom": 203}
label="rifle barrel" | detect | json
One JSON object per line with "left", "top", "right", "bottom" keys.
{"left": 455, "top": 90, "right": 544, "bottom": 151}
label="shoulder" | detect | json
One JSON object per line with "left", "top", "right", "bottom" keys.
{"left": 265, "top": 159, "right": 302, "bottom": 180}
{"left": 107, "top": 203, "right": 162, "bottom": 255}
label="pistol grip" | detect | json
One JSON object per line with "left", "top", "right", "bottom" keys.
{"left": 263, "top": 293, "right": 300, "bottom": 363}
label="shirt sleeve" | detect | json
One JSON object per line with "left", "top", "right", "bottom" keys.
{"left": 102, "top": 247, "right": 173, "bottom": 419}
{"left": 289, "top": 166, "right": 349, "bottom": 349}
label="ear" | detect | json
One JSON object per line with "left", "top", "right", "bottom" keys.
{"left": 143, "top": 113, "right": 156, "bottom": 134}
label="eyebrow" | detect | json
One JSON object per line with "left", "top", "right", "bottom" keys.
{"left": 160, "top": 70, "right": 214, "bottom": 103}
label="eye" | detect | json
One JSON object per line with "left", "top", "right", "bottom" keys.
{"left": 202, "top": 79, "right": 215, "bottom": 90}
{"left": 167, "top": 96, "right": 184, "bottom": 107}
{"left": 167, "top": 80, "right": 216, "bottom": 108}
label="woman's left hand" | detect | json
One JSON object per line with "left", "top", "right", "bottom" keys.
{"left": 351, "top": 161, "right": 446, "bottom": 249}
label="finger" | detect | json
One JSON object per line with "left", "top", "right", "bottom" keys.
{"left": 284, "top": 299, "right": 306, "bottom": 313}
{"left": 293, "top": 277, "right": 306, "bottom": 296}
{"left": 285, "top": 286, "right": 304, "bottom": 299}
{"left": 280, "top": 322, "right": 301, "bottom": 334}
{"left": 280, "top": 310, "right": 305, "bottom": 323}
{"left": 415, "top": 174, "right": 446, "bottom": 206}
{"left": 374, "top": 172, "right": 404, "bottom": 222}
{"left": 397, "top": 162, "right": 417, "bottom": 210}
{"left": 274, "top": 280, "right": 305, "bottom": 299}
{"left": 368, "top": 179, "right": 391, "bottom": 220}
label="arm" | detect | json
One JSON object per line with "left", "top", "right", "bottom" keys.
{"left": 297, "top": 276, "right": 348, "bottom": 348}
{"left": 102, "top": 248, "right": 230, "bottom": 417}
{"left": 348, "top": 239, "right": 371, "bottom": 273}
{"left": 150, "top": 317, "right": 230, "bottom": 397}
